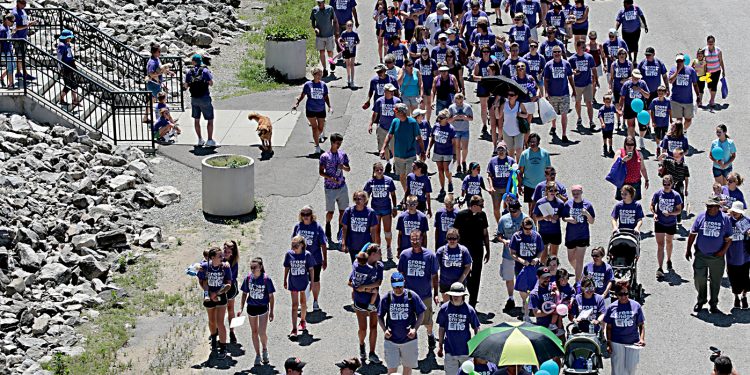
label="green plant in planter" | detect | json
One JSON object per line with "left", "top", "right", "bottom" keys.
{"left": 265, "top": 24, "right": 309, "bottom": 42}
{"left": 206, "top": 155, "right": 250, "bottom": 168}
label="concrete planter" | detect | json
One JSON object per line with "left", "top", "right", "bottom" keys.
{"left": 201, "top": 155, "right": 255, "bottom": 216}
{"left": 265, "top": 39, "right": 307, "bottom": 80}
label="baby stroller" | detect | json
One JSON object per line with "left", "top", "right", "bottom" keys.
{"left": 607, "top": 229, "right": 644, "bottom": 302}
{"left": 562, "top": 322, "right": 604, "bottom": 374}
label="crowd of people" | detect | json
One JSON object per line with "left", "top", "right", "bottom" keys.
{"left": 192, "top": 0, "right": 743, "bottom": 374}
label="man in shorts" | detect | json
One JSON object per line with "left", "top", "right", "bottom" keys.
{"left": 311, "top": 0, "right": 338, "bottom": 76}
{"left": 11, "top": 0, "right": 36, "bottom": 82}
{"left": 319, "top": 133, "right": 351, "bottom": 244}
{"left": 381, "top": 103, "right": 425, "bottom": 191}
{"left": 183, "top": 54, "right": 216, "bottom": 147}
{"left": 370, "top": 83, "right": 401, "bottom": 174}
{"left": 668, "top": 53, "right": 699, "bottom": 132}
{"left": 496, "top": 198, "right": 530, "bottom": 311}
{"left": 543, "top": 45, "right": 575, "bottom": 142}
{"left": 568, "top": 40, "right": 597, "bottom": 129}
{"left": 518, "top": 133, "right": 551, "bottom": 212}
{"left": 378, "top": 272, "right": 426, "bottom": 375}
{"left": 397, "top": 230, "right": 439, "bottom": 352}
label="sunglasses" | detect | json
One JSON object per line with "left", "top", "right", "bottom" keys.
{"left": 617, "top": 291, "right": 629, "bottom": 296}
{"left": 583, "top": 287, "right": 595, "bottom": 293}
{"left": 482, "top": 51, "right": 491, "bottom": 53}
{"left": 508, "top": 93, "right": 517, "bottom": 97}
{"left": 522, "top": 226, "right": 533, "bottom": 230}
{"left": 553, "top": 51, "right": 562, "bottom": 54}
{"left": 591, "top": 254, "right": 602, "bottom": 258}
{"left": 251, "top": 265, "right": 259, "bottom": 270}
{"left": 301, "top": 212, "right": 312, "bottom": 217}
{"left": 663, "top": 182, "right": 672, "bottom": 186}
{"left": 447, "top": 237, "right": 458, "bottom": 241}
{"left": 728, "top": 179, "right": 737, "bottom": 183}
{"left": 530, "top": 45, "right": 538, "bottom": 48}
{"left": 626, "top": 143, "right": 636, "bottom": 146}
{"left": 408, "top": 202, "right": 418, "bottom": 206}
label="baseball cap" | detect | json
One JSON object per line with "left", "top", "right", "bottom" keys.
{"left": 335, "top": 358, "right": 362, "bottom": 371}
{"left": 537, "top": 267, "right": 552, "bottom": 278}
{"left": 705, "top": 196, "right": 722, "bottom": 206}
{"left": 391, "top": 272, "right": 405, "bottom": 287}
{"left": 412, "top": 108, "right": 427, "bottom": 116}
{"left": 645, "top": 46, "right": 655, "bottom": 55}
{"left": 608, "top": 28, "right": 617, "bottom": 36}
{"left": 438, "top": 33, "right": 448, "bottom": 40}
{"left": 508, "top": 200, "right": 522, "bottom": 210}
{"left": 445, "top": 28, "right": 455, "bottom": 35}
{"left": 374, "top": 63, "right": 387, "bottom": 71}
{"left": 674, "top": 53, "right": 685, "bottom": 62}
{"left": 284, "top": 357, "right": 307, "bottom": 371}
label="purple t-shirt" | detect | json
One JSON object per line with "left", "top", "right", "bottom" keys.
{"left": 583, "top": 262, "right": 614, "bottom": 295}
{"left": 436, "top": 244, "right": 472, "bottom": 286}
{"left": 434, "top": 206, "right": 458, "bottom": 248}
{"left": 462, "top": 174, "right": 484, "bottom": 196}
{"left": 691, "top": 211, "right": 733, "bottom": 256}
{"left": 561, "top": 199, "right": 595, "bottom": 242}
{"left": 522, "top": 53, "right": 546, "bottom": 78}
{"left": 602, "top": 37, "right": 628, "bottom": 62}
{"left": 727, "top": 216, "right": 750, "bottom": 266}
{"left": 501, "top": 57, "right": 529, "bottom": 79}
{"left": 611, "top": 60, "right": 633, "bottom": 94}
{"left": 436, "top": 302, "right": 480, "bottom": 355}
{"left": 378, "top": 290, "right": 426, "bottom": 343}
{"left": 387, "top": 43, "right": 410, "bottom": 67}
{"left": 283, "top": 250, "right": 315, "bottom": 291}
{"left": 651, "top": 189, "right": 683, "bottom": 227}
{"left": 669, "top": 65, "right": 698, "bottom": 104}
{"left": 364, "top": 176, "right": 397, "bottom": 211}
{"left": 431, "top": 123, "right": 457, "bottom": 156}
{"left": 461, "top": 10, "right": 487, "bottom": 37}
{"left": 570, "top": 293, "right": 606, "bottom": 332}
{"left": 515, "top": 0, "right": 541, "bottom": 27}
{"left": 381, "top": 16, "right": 403, "bottom": 39}
{"left": 649, "top": 98, "right": 671, "bottom": 128}
{"left": 532, "top": 181, "right": 568, "bottom": 202}
{"left": 568, "top": 52, "right": 596, "bottom": 87}
{"left": 402, "top": 1, "right": 425, "bottom": 30}
{"left": 545, "top": 10, "right": 566, "bottom": 34}
{"left": 419, "top": 120, "right": 431, "bottom": 152}
{"left": 509, "top": 24, "right": 532, "bottom": 55}
{"left": 240, "top": 273, "right": 276, "bottom": 306}
{"left": 397, "top": 248, "right": 439, "bottom": 299}
{"left": 292, "top": 222, "right": 327, "bottom": 264}
{"left": 721, "top": 186, "right": 746, "bottom": 209}
{"left": 415, "top": 58, "right": 439, "bottom": 91}
{"left": 330, "top": 0, "right": 357, "bottom": 23}
{"left": 529, "top": 283, "right": 555, "bottom": 327}
{"left": 540, "top": 39, "right": 565, "bottom": 60}
{"left": 598, "top": 104, "right": 616, "bottom": 132}
{"left": 603, "top": 300, "right": 645, "bottom": 344}
{"left": 350, "top": 261, "right": 384, "bottom": 304}
{"left": 10, "top": 7, "right": 29, "bottom": 39}
{"left": 611, "top": 201, "right": 644, "bottom": 230}
{"left": 340, "top": 30, "right": 360, "bottom": 55}
{"left": 470, "top": 32, "right": 495, "bottom": 57}
{"left": 615, "top": 5, "right": 644, "bottom": 33}
{"left": 319, "top": 150, "right": 349, "bottom": 189}
{"left": 487, "top": 156, "right": 515, "bottom": 190}
{"left": 147, "top": 57, "right": 163, "bottom": 83}
{"left": 619, "top": 80, "right": 650, "bottom": 110}
{"left": 407, "top": 173, "right": 433, "bottom": 202}
{"left": 637, "top": 58, "right": 667, "bottom": 93}
{"left": 369, "top": 75, "right": 398, "bottom": 101}
{"left": 197, "top": 262, "right": 232, "bottom": 293}
{"left": 303, "top": 81, "right": 329, "bottom": 112}
{"left": 533, "top": 197, "right": 563, "bottom": 234}
{"left": 543, "top": 59, "right": 573, "bottom": 97}
{"left": 509, "top": 231, "right": 545, "bottom": 273}
{"left": 342, "top": 206, "right": 378, "bottom": 250}
{"left": 374, "top": 96, "right": 402, "bottom": 130}
{"left": 659, "top": 135, "right": 689, "bottom": 155}
{"left": 397, "top": 211, "right": 430, "bottom": 250}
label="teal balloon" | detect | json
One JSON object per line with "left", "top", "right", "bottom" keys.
{"left": 683, "top": 53, "right": 691, "bottom": 65}
{"left": 712, "top": 147, "right": 724, "bottom": 161}
{"left": 637, "top": 110, "right": 651, "bottom": 125}
{"left": 535, "top": 371, "right": 551, "bottom": 375}
{"left": 540, "top": 359, "right": 559, "bottom": 374}
{"left": 630, "top": 98, "right": 644, "bottom": 112}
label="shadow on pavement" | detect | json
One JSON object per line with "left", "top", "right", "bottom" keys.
{"left": 234, "top": 364, "right": 280, "bottom": 374}
{"left": 193, "top": 353, "right": 239, "bottom": 370}
{"left": 477, "top": 311, "right": 496, "bottom": 325}
{"left": 418, "top": 352, "right": 442, "bottom": 373}
{"left": 359, "top": 361, "right": 388, "bottom": 374}
{"left": 203, "top": 209, "right": 260, "bottom": 224}
{"left": 693, "top": 308, "right": 750, "bottom": 327}
{"left": 292, "top": 330, "right": 320, "bottom": 346}
{"left": 228, "top": 343, "right": 247, "bottom": 358}
{"left": 189, "top": 145, "right": 220, "bottom": 157}
{"left": 662, "top": 269, "right": 689, "bottom": 287}
{"left": 306, "top": 310, "right": 333, "bottom": 324}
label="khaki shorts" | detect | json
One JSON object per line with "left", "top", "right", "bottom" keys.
{"left": 376, "top": 126, "right": 395, "bottom": 156}
{"left": 574, "top": 84, "right": 594, "bottom": 102}
{"left": 315, "top": 36, "right": 335, "bottom": 52}
{"left": 384, "top": 339, "right": 419, "bottom": 369}
{"left": 432, "top": 153, "right": 452, "bottom": 162}
{"left": 325, "top": 185, "right": 349, "bottom": 212}
{"left": 549, "top": 95, "right": 571, "bottom": 115}
{"left": 394, "top": 156, "right": 416, "bottom": 176}
{"left": 490, "top": 187, "right": 506, "bottom": 206}
{"left": 445, "top": 354, "right": 470, "bottom": 375}
{"left": 671, "top": 101, "right": 694, "bottom": 119}
{"left": 499, "top": 256, "right": 515, "bottom": 281}
{"left": 421, "top": 297, "right": 434, "bottom": 325}
{"left": 503, "top": 131, "right": 524, "bottom": 152}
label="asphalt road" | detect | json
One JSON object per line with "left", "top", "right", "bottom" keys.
{"left": 200, "top": 0, "right": 750, "bottom": 374}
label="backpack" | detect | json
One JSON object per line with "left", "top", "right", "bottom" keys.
{"left": 384, "top": 290, "right": 417, "bottom": 327}
{"left": 188, "top": 66, "right": 209, "bottom": 97}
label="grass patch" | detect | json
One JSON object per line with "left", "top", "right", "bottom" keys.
{"left": 205, "top": 154, "right": 252, "bottom": 168}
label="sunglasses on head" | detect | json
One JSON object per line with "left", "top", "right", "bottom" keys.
{"left": 408, "top": 202, "right": 418, "bottom": 206}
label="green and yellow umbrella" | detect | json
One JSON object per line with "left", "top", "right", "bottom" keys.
{"left": 468, "top": 321, "right": 563, "bottom": 366}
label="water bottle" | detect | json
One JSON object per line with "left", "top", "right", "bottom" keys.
{"left": 586, "top": 358, "right": 593, "bottom": 371}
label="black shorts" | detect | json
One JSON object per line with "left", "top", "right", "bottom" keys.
{"left": 439, "top": 283, "right": 453, "bottom": 294}
{"left": 227, "top": 280, "right": 239, "bottom": 300}
{"left": 523, "top": 185, "right": 535, "bottom": 203}
{"left": 203, "top": 293, "right": 228, "bottom": 308}
{"left": 306, "top": 110, "right": 326, "bottom": 119}
{"left": 572, "top": 27, "right": 588, "bottom": 36}
{"left": 343, "top": 50, "right": 356, "bottom": 59}
{"left": 602, "top": 130, "right": 613, "bottom": 140}
{"left": 622, "top": 28, "right": 641, "bottom": 53}
{"left": 638, "top": 123, "right": 648, "bottom": 132}
{"left": 654, "top": 126, "right": 667, "bottom": 140}
{"left": 623, "top": 105, "right": 637, "bottom": 120}
{"left": 353, "top": 301, "right": 372, "bottom": 312}
{"left": 246, "top": 304, "right": 269, "bottom": 317}
{"left": 312, "top": 265, "right": 322, "bottom": 282}
{"left": 61, "top": 66, "right": 79, "bottom": 90}
{"left": 541, "top": 232, "right": 562, "bottom": 246}
{"left": 417, "top": 201, "right": 427, "bottom": 212}
{"left": 707, "top": 70, "right": 721, "bottom": 91}
{"left": 654, "top": 221, "right": 677, "bottom": 235}
{"left": 565, "top": 238, "right": 590, "bottom": 249}
{"left": 727, "top": 263, "right": 750, "bottom": 294}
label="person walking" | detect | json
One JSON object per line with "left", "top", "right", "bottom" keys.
{"left": 222, "top": 241, "right": 240, "bottom": 344}
{"left": 568, "top": 40, "right": 597, "bottom": 129}
{"left": 341, "top": 190, "right": 380, "bottom": 264}
{"left": 611, "top": 185, "right": 645, "bottom": 233}
{"left": 616, "top": 136, "right": 649, "bottom": 201}
{"left": 56, "top": 30, "right": 81, "bottom": 109}
{"left": 198, "top": 247, "right": 233, "bottom": 359}
{"left": 543, "top": 45, "right": 575, "bottom": 142}
{"left": 496, "top": 199, "right": 529, "bottom": 311}
{"left": 398, "top": 230, "right": 440, "bottom": 351}
{"left": 238, "top": 257, "right": 275, "bottom": 366}
{"left": 284, "top": 236, "right": 316, "bottom": 339}
{"left": 145, "top": 43, "right": 175, "bottom": 119}
{"left": 11, "top": 0, "right": 37, "bottom": 82}
{"left": 561, "top": 184, "right": 595, "bottom": 281}
{"left": 319, "top": 133, "right": 350, "bottom": 247}
{"left": 704, "top": 35, "right": 726, "bottom": 109}
{"left": 637, "top": 47, "right": 669, "bottom": 108}
{"left": 709, "top": 124, "right": 736, "bottom": 185}
{"left": 364, "top": 162, "right": 398, "bottom": 260}
{"left": 434, "top": 194, "right": 458, "bottom": 249}
{"left": 428, "top": 109, "right": 458, "bottom": 195}
{"left": 726, "top": 202, "right": 750, "bottom": 310}
{"left": 614, "top": 0, "right": 648, "bottom": 61}
{"left": 183, "top": 54, "right": 216, "bottom": 147}
{"left": 351, "top": 244, "right": 384, "bottom": 363}
{"left": 651, "top": 175, "right": 683, "bottom": 279}
{"left": 487, "top": 143, "right": 516, "bottom": 221}
{"left": 604, "top": 280, "right": 646, "bottom": 375}
{"left": 453, "top": 195, "right": 491, "bottom": 307}
{"left": 686, "top": 196, "right": 733, "bottom": 313}
{"left": 294, "top": 67, "right": 333, "bottom": 154}
{"left": 0, "top": 14, "right": 15, "bottom": 89}
{"left": 448, "top": 93, "right": 474, "bottom": 174}
{"left": 658, "top": 147, "right": 690, "bottom": 206}
{"left": 618, "top": 69, "right": 650, "bottom": 142}
{"left": 497, "top": 88, "right": 528, "bottom": 161}
{"left": 608, "top": 48, "right": 632, "bottom": 131}
{"left": 514, "top": 0, "right": 542, "bottom": 41}
{"left": 370, "top": 83, "right": 402, "bottom": 170}
{"left": 583, "top": 247, "right": 615, "bottom": 297}
{"left": 668, "top": 53, "right": 699, "bottom": 132}
{"left": 436, "top": 228, "right": 472, "bottom": 300}
{"left": 530, "top": 166, "right": 568, "bottom": 204}
{"left": 311, "top": 0, "right": 339, "bottom": 76}
{"left": 378, "top": 272, "right": 427, "bottom": 375}
{"left": 396, "top": 195, "right": 430, "bottom": 257}
{"left": 437, "top": 282, "right": 481, "bottom": 375}
{"left": 518, "top": 133, "right": 551, "bottom": 213}
{"left": 381, "top": 103, "right": 425, "bottom": 191}
{"left": 533, "top": 181, "right": 564, "bottom": 260}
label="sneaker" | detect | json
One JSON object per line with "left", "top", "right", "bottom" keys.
{"left": 589, "top": 120, "right": 596, "bottom": 130}
{"left": 230, "top": 330, "right": 237, "bottom": 344}
{"left": 448, "top": 182, "right": 454, "bottom": 193}
{"left": 359, "top": 344, "right": 367, "bottom": 361}
{"left": 609, "top": 147, "right": 615, "bottom": 157}
{"left": 461, "top": 162, "right": 467, "bottom": 174}
{"left": 254, "top": 353, "right": 262, "bottom": 366}
{"left": 693, "top": 303, "right": 703, "bottom": 312}
{"left": 262, "top": 349, "right": 269, "bottom": 364}
{"left": 639, "top": 137, "right": 645, "bottom": 150}
{"left": 602, "top": 145, "right": 608, "bottom": 156}
{"left": 298, "top": 320, "right": 307, "bottom": 331}
{"left": 742, "top": 296, "right": 748, "bottom": 309}
{"left": 367, "top": 303, "right": 377, "bottom": 312}
{"left": 210, "top": 334, "right": 217, "bottom": 351}
{"left": 384, "top": 162, "right": 392, "bottom": 174}
{"left": 23, "top": 74, "right": 36, "bottom": 81}
{"left": 323, "top": 69, "right": 328, "bottom": 77}
{"left": 427, "top": 334, "right": 436, "bottom": 350}
{"left": 330, "top": 61, "right": 336, "bottom": 71}
{"left": 562, "top": 135, "right": 570, "bottom": 143}
{"left": 386, "top": 247, "right": 394, "bottom": 261}
{"left": 656, "top": 268, "right": 665, "bottom": 279}
{"left": 288, "top": 329, "right": 298, "bottom": 339}
{"left": 58, "top": 100, "right": 70, "bottom": 106}
{"left": 313, "top": 300, "right": 321, "bottom": 311}
{"left": 315, "top": 145, "right": 322, "bottom": 154}
{"left": 196, "top": 138, "right": 205, "bottom": 147}
{"left": 667, "top": 260, "right": 673, "bottom": 271}
{"left": 709, "top": 305, "right": 720, "bottom": 314}
{"left": 504, "top": 298, "right": 515, "bottom": 312}
{"left": 576, "top": 118, "right": 583, "bottom": 127}
{"left": 369, "top": 352, "right": 381, "bottom": 364}
{"left": 206, "top": 139, "right": 217, "bottom": 147}
{"left": 217, "top": 347, "right": 227, "bottom": 360}
{"left": 319, "top": 131, "right": 327, "bottom": 143}
{"left": 734, "top": 296, "right": 741, "bottom": 309}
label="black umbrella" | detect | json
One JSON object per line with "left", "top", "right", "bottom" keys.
{"left": 479, "top": 75, "right": 531, "bottom": 101}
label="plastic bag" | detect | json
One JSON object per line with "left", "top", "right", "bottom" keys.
{"left": 605, "top": 157, "right": 627, "bottom": 188}
{"left": 538, "top": 97, "right": 557, "bottom": 124}
{"left": 721, "top": 77, "right": 728, "bottom": 99}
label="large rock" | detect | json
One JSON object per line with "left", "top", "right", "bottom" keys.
{"left": 95, "top": 153, "right": 127, "bottom": 167}
{"left": 137, "top": 227, "right": 162, "bottom": 248}
{"left": 5, "top": 277, "right": 25, "bottom": 296}
{"left": 16, "top": 243, "right": 41, "bottom": 270}
{"left": 155, "top": 186, "right": 180, "bottom": 206}
{"left": 0, "top": 227, "right": 15, "bottom": 247}
{"left": 96, "top": 230, "right": 127, "bottom": 248}
{"left": 71, "top": 234, "right": 97, "bottom": 250}
{"left": 38, "top": 263, "right": 71, "bottom": 285}
{"left": 193, "top": 31, "right": 214, "bottom": 47}
{"left": 78, "top": 255, "right": 109, "bottom": 280}
{"left": 107, "top": 175, "right": 136, "bottom": 191}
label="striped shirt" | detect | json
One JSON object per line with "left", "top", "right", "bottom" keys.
{"left": 705, "top": 46, "right": 721, "bottom": 73}
{"left": 661, "top": 157, "right": 689, "bottom": 184}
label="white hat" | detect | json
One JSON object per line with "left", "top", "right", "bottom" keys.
{"left": 729, "top": 201, "right": 745, "bottom": 215}
{"left": 438, "top": 33, "right": 448, "bottom": 40}
{"left": 438, "top": 65, "right": 450, "bottom": 72}
{"left": 631, "top": 69, "right": 642, "bottom": 79}
{"left": 608, "top": 28, "right": 617, "bottom": 36}
{"left": 412, "top": 108, "right": 427, "bottom": 116}
{"left": 384, "top": 83, "right": 397, "bottom": 92}
{"left": 437, "top": 2, "right": 448, "bottom": 10}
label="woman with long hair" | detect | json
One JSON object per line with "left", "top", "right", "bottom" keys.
{"left": 292, "top": 205, "right": 328, "bottom": 311}
{"left": 659, "top": 121, "right": 689, "bottom": 156}
{"left": 427, "top": 109, "right": 457, "bottom": 194}
{"left": 616, "top": 135, "right": 649, "bottom": 201}
{"left": 710, "top": 124, "right": 736, "bottom": 185}
{"left": 283, "top": 236, "right": 315, "bottom": 339}
{"left": 650, "top": 175, "right": 683, "bottom": 279}
{"left": 414, "top": 46, "right": 438, "bottom": 120}
{"left": 238, "top": 257, "right": 275, "bottom": 366}
{"left": 350, "top": 244, "right": 384, "bottom": 363}
{"left": 364, "top": 162, "right": 398, "bottom": 260}
{"left": 341, "top": 190, "right": 380, "bottom": 262}
{"left": 223, "top": 241, "right": 240, "bottom": 344}
{"left": 198, "top": 247, "right": 232, "bottom": 359}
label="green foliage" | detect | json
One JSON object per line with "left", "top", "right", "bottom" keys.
{"left": 264, "top": 24, "right": 308, "bottom": 41}
{"left": 205, "top": 155, "right": 251, "bottom": 168}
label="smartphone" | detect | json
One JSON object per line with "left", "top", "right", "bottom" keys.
{"left": 627, "top": 151, "right": 633, "bottom": 158}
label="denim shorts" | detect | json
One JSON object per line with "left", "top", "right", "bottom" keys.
{"left": 713, "top": 166, "right": 732, "bottom": 178}
{"left": 374, "top": 208, "right": 392, "bottom": 216}
{"left": 191, "top": 95, "right": 215, "bottom": 120}
{"left": 147, "top": 80, "right": 162, "bottom": 98}
{"left": 1, "top": 51, "right": 16, "bottom": 74}
{"left": 455, "top": 130, "right": 470, "bottom": 140}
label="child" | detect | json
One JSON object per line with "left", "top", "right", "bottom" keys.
{"left": 598, "top": 94, "right": 616, "bottom": 157}
{"left": 339, "top": 21, "right": 360, "bottom": 88}
{"left": 152, "top": 107, "right": 180, "bottom": 144}
{"left": 386, "top": 34, "right": 409, "bottom": 68}
{"left": 546, "top": 255, "right": 560, "bottom": 283}
{"left": 406, "top": 160, "right": 433, "bottom": 215}
{"left": 461, "top": 162, "right": 485, "bottom": 205}
{"left": 0, "top": 14, "right": 15, "bottom": 89}
{"left": 549, "top": 268, "right": 574, "bottom": 335}
{"left": 283, "top": 235, "right": 315, "bottom": 339}
{"left": 649, "top": 85, "right": 671, "bottom": 156}
{"left": 691, "top": 48, "right": 707, "bottom": 106}
{"left": 712, "top": 183, "right": 730, "bottom": 211}
{"left": 238, "top": 257, "right": 275, "bottom": 366}
{"left": 414, "top": 108, "right": 430, "bottom": 162}
{"left": 349, "top": 252, "right": 379, "bottom": 312}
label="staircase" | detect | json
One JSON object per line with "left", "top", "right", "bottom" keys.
{"left": 1, "top": 7, "right": 185, "bottom": 151}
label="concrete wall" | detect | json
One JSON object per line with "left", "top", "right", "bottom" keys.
{"left": 0, "top": 95, "right": 82, "bottom": 133}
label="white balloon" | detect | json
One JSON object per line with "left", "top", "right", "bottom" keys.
{"left": 461, "top": 360, "right": 475, "bottom": 373}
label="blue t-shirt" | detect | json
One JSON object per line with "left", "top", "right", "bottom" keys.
{"left": 431, "top": 123, "right": 456, "bottom": 156}
{"left": 619, "top": 80, "right": 650, "bottom": 111}
{"left": 434, "top": 206, "right": 458, "bottom": 248}
{"left": 147, "top": 56, "right": 163, "bottom": 83}
{"left": 57, "top": 42, "right": 75, "bottom": 65}
{"left": 342, "top": 206, "right": 378, "bottom": 250}
{"left": 501, "top": 57, "right": 529, "bottom": 80}
{"left": 374, "top": 96, "right": 402, "bottom": 129}
{"left": 381, "top": 16, "right": 403, "bottom": 39}
{"left": 415, "top": 58, "right": 438, "bottom": 91}
{"left": 461, "top": 10, "right": 488, "bottom": 37}
{"left": 649, "top": 98, "right": 671, "bottom": 128}
{"left": 369, "top": 75, "right": 398, "bottom": 101}
{"left": 598, "top": 104, "right": 616, "bottom": 132}
{"left": 509, "top": 231, "right": 545, "bottom": 273}
{"left": 540, "top": 39, "right": 565, "bottom": 60}
{"left": 509, "top": 24, "right": 532, "bottom": 56}
{"left": 568, "top": 53, "right": 596, "bottom": 88}
{"left": 389, "top": 116, "right": 422, "bottom": 158}
{"left": 397, "top": 211, "right": 430, "bottom": 250}
{"left": 727, "top": 216, "right": 750, "bottom": 266}
{"left": 615, "top": 5, "right": 644, "bottom": 33}
{"left": 529, "top": 283, "right": 555, "bottom": 327}
{"left": 431, "top": 46, "right": 450, "bottom": 65}
{"left": 570, "top": 293, "right": 606, "bottom": 332}
{"left": 340, "top": 30, "right": 360, "bottom": 55}
{"left": 611, "top": 60, "right": 633, "bottom": 94}
{"left": 470, "top": 32, "right": 495, "bottom": 57}
{"left": 543, "top": 59, "right": 573, "bottom": 96}
{"left": 387, "top": 43, "right": 410, "bottom": 67}
{"left": 560, "top": 199, "right": 595, "bottom": 242}
{"left": 711, "top": 138, "right": 736, "bottom": 169}
{"left": 436, "top": 302, "right": 480, "bottom": 355}
{"left": 11, "top": 7, "right": 29, "bottom": 39}
{"left": 283, "top": 250, "right": 315, "bottom": 291}
{"left": 398, "top": 248, "right": 439, "bottom": 299}
{"left": 545, "top": 10, "right": 566, "bottom": 33}
{"left": 436, "top": 244, "right": 472, "bottom": 286}
{"left": 522, "top": 53, "right": 546, "bottom": 79}
{"left": 583, "top": 262, "right": 614, "bottom": 295}
{"left": 611, "top": 201, "right": 644, "bottom": 230}
{"left": 722, "top": 186, "right": 746, "bottom": 208}
{"left": 197, "top": 262, "right": 232, "bottom": 293}
{"left": 418, "top": 120, "right": 431, "bottom": 152}
{"left": 660, "top": 135, "right": 689, "bottom": 155}
{"left": 330, "top": 0, "right": 357, "bottom": 23}
{"left": 364, "top": 176, "right": 397, "bottom": 211}
{"left": 292, "top": 222, "right": 328, "bottom": 264}
{"left": 0, "top": 26, "right": 11, "bottom": 53}
{"left": 303, "top": 81, "right": 329, "bottom": 112}
{"left": 407, "top": 173, "right": 433, "bottom": 202}
{"left": 462, "top": 174, "right": 484, "bottom": 196}
{"left": 350, "top": 262, "right": 383, "bottom": 304}
{"left": 691, "top": 211, "right": 733, "bottom": 256}
{"left": 518, "top": 148, "right": 551, "bottom": 188}
{"left": 378, "top": 290, "right": 427, "bottom": 343}
{"left": 533, "top": 197, "right": 563, "bottom": 234}
{"left": 602, "top": 38, "right": 628, "bottom": 62}
{"left": 532, "top": 180, "right": 568, "bottom": 202}
{"left": 571, "top": 5, "right": 588, "bottom": 31}
{"left": 669, "top": 65, "right": 698, "bottom": 104}
{"left": 402, "top": 1, "right": 426, "bottom": 30}
{"left": 637, "top": 58, "right": 667, "bottom": 93}
{"left": 497, "top": 212, "right": 530, "bottom": 259}
{"left": 603, "top": 300, "right": 645, "bottom": 344}
{"left": 651, "top": 189, "right": 683, "bottom": 227}
{"left": 515, "top": 0, "right": 541, "bottom": 27}
{"left": 487, "top": 156, "right": 515, "bottom": 190}
{"left": 240, "top": 273, "right": 276, "bottom": 306}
